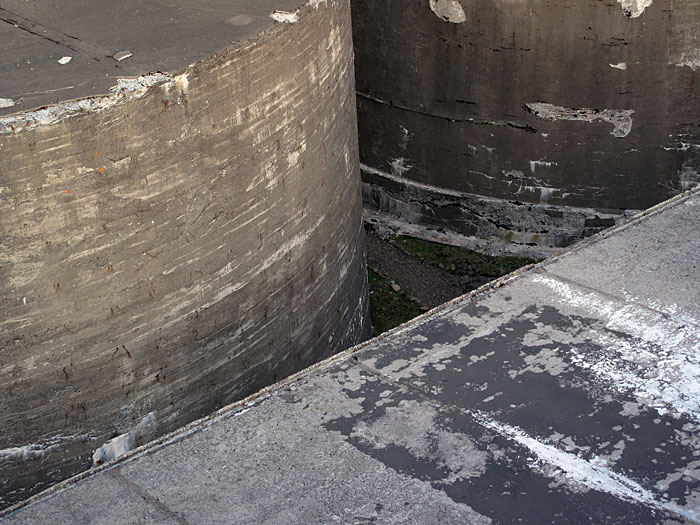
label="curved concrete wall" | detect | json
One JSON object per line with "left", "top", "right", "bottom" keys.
{"left": 0, "top": 0, "right": 369, "bottom": 507}
{"left": 352, "top": 0, "right": 700, "bottom": 251}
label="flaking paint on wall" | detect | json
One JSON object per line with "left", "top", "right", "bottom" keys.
{"left": 429, "top": 0, "right": 466, "bottom": 23}
{"left": 525, "top": 102, "right": 635, "bottom": 138}
{"left": 616, "top": 0, "right": 653, "bottom": 18}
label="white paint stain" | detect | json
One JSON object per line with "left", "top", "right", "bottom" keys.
{"left": 391, "top": 158, "right": 412, "bottom": 177}
{"left": 662, "top": 141, "right": 700, "bottom": 153}
{"left": 270, "top": 0, "right": 329, "bottom": 24}
{"left": 526, "top": 102, "right": 635, "bottom": 138}
{"left": 1, "top": 433, "right": 97, "bottom": 462}
{"left": 678, "top": 166, "right": 700, "bottom": 191}
{"left": 476, "top": 414, "right": 697, "bottom": 521}
{"left": 287, "top": 151, "right": 301, "bottom": 166}
{"left": 92, "top": 411, "right": 158, "bottom": 465}
{"left": 175, "top": 72, "right": 189, "bottom": 97}
{"left": 429, "top": 0, "right": 466, "bottom": 23}
{"left": 538, "top": 187, "right": 556, "bottom": 203}
{"left": 399, "top": 125, "right": 412, "bottom": 150}
{"left": 528, "top": 160, "right": 557, "bottom": 173}
{"left": 616, "top": 0, "right": 653, "bottom": 18}
{"left": 675, "top": 48, "right": 700, "bottom": 71}
{"left": 533, "top": 275, "right": 700, "bottom": 422}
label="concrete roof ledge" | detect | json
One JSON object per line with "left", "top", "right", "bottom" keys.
{"left": 0, "top": 0, "right": 325, "bottom": 119}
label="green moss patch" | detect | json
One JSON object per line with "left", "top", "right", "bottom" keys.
{"left": 368, "top": 268, "right": 423, "bottom": 337}
{"left": 394, "top": 236, "right": 536, "bottom": 278}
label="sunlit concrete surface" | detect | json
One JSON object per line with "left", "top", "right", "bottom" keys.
{"left": 0, "top": 0, "right": 369, "bottom": 508}
{"left": 3, "top": 188, "right": 698, "bottom": 523}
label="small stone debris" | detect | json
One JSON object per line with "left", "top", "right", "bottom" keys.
{"left": 57, "top": 56, "right": 72, "bottom": 65}
{"left": 113, "top": 50, "right": 133, "bottom": 62}
{"left": 391, "top": 283, "right": 401, "bottom": 292}
{"left": 0, "top": 98, "right": 15, "bottom": 108}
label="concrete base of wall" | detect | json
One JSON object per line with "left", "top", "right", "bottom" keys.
{"left": 362, "top": 165, "right": 639, "bottom": 258}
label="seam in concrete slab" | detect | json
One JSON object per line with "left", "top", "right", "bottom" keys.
{"left": 108, "top": 471, "right": 191, "bottom": 525}
{"left": 540, "top": 270, "right": 700, "bottom": 331}
{"left": 3, "top": 187, "right": 698, "bottom": 518}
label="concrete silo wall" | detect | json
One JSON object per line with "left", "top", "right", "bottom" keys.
{"left": 0, "top": 0, "right": 369, "bottom": 507}
{"left": 352, "top": 0, "right": 699, "bottom": 251}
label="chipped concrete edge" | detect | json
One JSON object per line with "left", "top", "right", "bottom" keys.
{"left": 3, "top": 186, "right": 697, "bottom": 518}
{"left": 269, "top": 0, "right": 334, "bottom": 24}
{"left": 0, "top": 74, "right": 174, "bottom": 135}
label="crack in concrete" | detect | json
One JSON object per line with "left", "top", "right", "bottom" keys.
{"left": 108, "top": 470, "right": 192, "bottom": 525}
{"left": 357, "top": 91, "right": 537, "bottom": 132}
{"left": 0, "top": 7, "right": 112, "bottom": 58}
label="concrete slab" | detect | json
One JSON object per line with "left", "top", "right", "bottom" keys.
{"left": 117, "top": 366, "right": 490, "bottom": 524}
{"left": 546, "top": 195, "right": 700, "bottom": 320}
{"left": 0, "top": 0, "right": 301, "bottom": 114}
{"left": 2, "top": 473, "right": 177, "bottom": 524}
{"left": 3, "top": 189, "right": 699, "bottom": 523}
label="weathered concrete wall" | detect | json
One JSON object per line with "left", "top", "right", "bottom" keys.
{"left": 352, "top": 0, "right": 700, "bottom": 252}
{"left": 0, "top": 0, "right": 369, "bottom": 508}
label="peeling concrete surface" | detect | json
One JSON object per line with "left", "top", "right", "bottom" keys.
{"left": 429, "top": 0, "right": 466, "bottom": 24}
{"left": 0, "top": 0, "right": 369, "bottom": 509}
{"left": 617, "top": 0, "right": 654, "bottom": 18}
{"left": 352, "top": 0, "right": 700, "bottom": 248}
{"left": 525, "top": 103, "right": 635, "bottom": 139}
{"left": 361, "top": 163, "right": 637, "bottom": 257}
{"left": 3, "top": 190, "right": 698, "bottom": 523}
{"left": 0, "top": 73, "right": 172, "bottom": 134}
